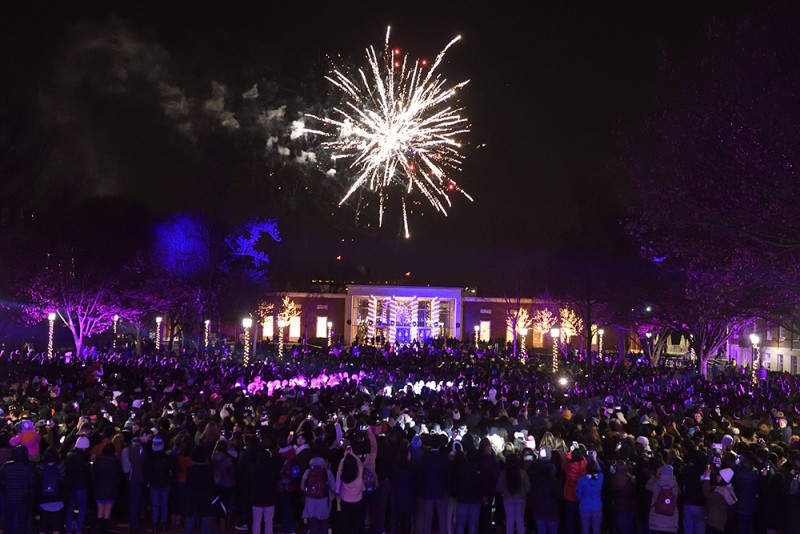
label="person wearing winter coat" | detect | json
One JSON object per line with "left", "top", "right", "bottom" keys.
{"left": 148, "top": 437, "right": 176, "bottom": 532}
{"left": 645, "top": 464, "right": 680, "bottom": 534}
{"left": 91, "top": 443, "right": 122, "bottom": 534}
{"left": 250, "top": 448, "right": 282, "bottom": 534}
{"left": 701, "top": 467, "right": 737, "bottom": 534}
{"left": 64, "top": 437, "right": 91, "bottom": 534}
{"left": 575, "top": 459, "right": 603, "bottom": 534}
{"left": 561, "top": 447, "right": 588, "bottom": 534}
{"left": 10, "top": 419, "right": 42, "bottom": 463}
{"left": 185, "top": 446, "right": 216, "bottom": 534}
{"left": 496, "top": 453, "right": 530, "bottom": 534}
{"left": 527, "top": 457, "right": 561, "bottom": 534}
{"left": 450, "top": 450, "right": 485, "bottom": 534}
{"left": 38, "top": 446, "right": 66, "bottom": 534}
{"left": 301, "top": 456, "right": 336, "bottom": 534}
{"left": 608, "top": 460, "right": 637, "bottom": 534}
{"left": 417, "top": 434, "right": 452, "bottom": 534}
{"left": 0, "top": 445, "right": 38, "bottom": 534}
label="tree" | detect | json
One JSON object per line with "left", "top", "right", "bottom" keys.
{"left": 558, "top": 307, "right": 585, "bottom": 359}
{"left": 506, "top": 307, "right": 533, "bottom": 356}
{"left": 23, "top": 265, "right": 119, "bottom": 356}
{"left": 623, "top": 11, "right": 800, "bottom": 377}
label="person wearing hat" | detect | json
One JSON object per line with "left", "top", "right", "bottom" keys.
{"left": 64, "top": 437, "right": 91, "bottom": 534}
{"left": 10, "top": 418, "right": 41, "bottom": 463}
{"left": 700, "top": 467, "right": 737, "bottom": 534}
{"left": 645, "top": 464, "right": 680, "bottom": 534}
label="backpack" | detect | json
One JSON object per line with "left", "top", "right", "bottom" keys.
{"left": 40, "top": 462, "right": 62, "bottom": 500}
{"left": 654, "top": 485, "right": 677, "bottom": 516}
{"left": 362, "top": 465, "right": 378, "bottom": 493}
{"left": 304, "top": 465, "right": 328, "bottom": 499}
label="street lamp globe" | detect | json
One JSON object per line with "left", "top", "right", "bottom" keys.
{"left": 48, "top": 312, "right": 56, "bottom": 321}
{"left": 242, "top": 317, "right": 253, "bottom": 329}
{"left": 749, "top": 333, "right": 760, "bottom": 346}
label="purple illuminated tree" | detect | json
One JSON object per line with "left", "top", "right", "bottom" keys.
{"left": 624, "top": 10, "right": 800, "bottom": 377}
{"left": 22, "top": 264, "right": 120, "bottom": 356}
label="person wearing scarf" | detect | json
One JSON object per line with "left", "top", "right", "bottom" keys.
{"left": 701, "top": 467, "right": 737, "bottom": 534}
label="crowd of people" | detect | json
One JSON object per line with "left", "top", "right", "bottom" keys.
{"left": 0, "top": 340, "right": 799, "bottom": 534}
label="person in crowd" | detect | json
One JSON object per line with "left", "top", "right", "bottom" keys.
{"left": 701, "top": 466, "right": 737, "bottom": 534}
{"left": 0, "top": 445, "right": 38, "bottom": 534}
{"left": 732, "top": 450, "right": 760, "bottom": 534}
{"left": 38, "top": 446, "right": 66, "bottom": 534}
{"left": 451, "top": 448, "right": 484, "bottom": 534}
{"left": 496, "top": 452, "right": 529, "bottom": 534}
{"left": 300, "top": 456, "right": 335, "bottom": 534}
{"left": 64, "top": 436, "right": 91, "bottom": 534}
{"left": 250, "top": 448, "right": 281, "bottom": 534}
{"left": 148, "top": 437, "right": 175, "bottom": 533}
{"left": 562, "top": 444, "right": 588, "bottom": 534}
{"left": 645, "top": 464, "right": 680, "bottom": 534}
{"left": 337, "top": 446, "right": 365, "bottom": 534}
{"left": 185, "top": 446, "right": 215, "bottom": 534}
{"left": 91, "top": 443, "right": 123, "bottom": 534}
{"left": 607, "top": 459, "right": 637, "bottom": 534}
{"left": 418, "top": 433, "right": 452, "bottom": 534}
{"left": 527, "top": 451, "right": 560, "bottom": 534}
{"left": 212, "top": 438, "right": 237, "bottom": 531}
{"left": 128, "top": 427, "right": 153, "bottom": 533}
{"left": 680, "top": 450, "right": 707, "bottom": 534}
{"left": 576, "top": 457, "right": 603, "bottom": 534}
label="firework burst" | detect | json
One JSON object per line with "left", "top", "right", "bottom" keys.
{"left": 306, "top": 27, "right": 472, "bottom": 237}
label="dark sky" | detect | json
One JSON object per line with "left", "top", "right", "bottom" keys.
{"left": 0, "top": 2, "right": 772, "bottom": 292}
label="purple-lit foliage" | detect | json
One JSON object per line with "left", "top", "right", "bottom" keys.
{"left": 23, "top": 265, "right": 120, "bottom": 356}
{"left": 624, "top": 14, "right": 800, "bottom": 377}
{"left": 220, "top": 217, "right": 281, "bottom": 284}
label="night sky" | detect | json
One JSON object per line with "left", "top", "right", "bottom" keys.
{"left": 0, "top": 2, "right": 781, "bottom": 293}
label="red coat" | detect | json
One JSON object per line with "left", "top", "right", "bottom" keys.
{"left": 561, "top": 452, "right": 587, "bottom": 502}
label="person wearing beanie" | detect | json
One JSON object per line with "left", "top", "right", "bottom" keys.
{"left": 701, "top": 467, "right": 737, "bottom": 534}
{"left": 645, "top": 464, "right": 680, "bottom": 533}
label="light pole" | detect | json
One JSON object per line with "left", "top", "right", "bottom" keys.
{"left": 474, "top": 325, "right": 480, "bottom": 348}
{"left": 550, "top": 327, "right": 560, "bottom": 373}
{"left": 278, "top": 319, "right": 287, "bottom": 359}
{"left": 204, "top": 319, "right": 211, "bottom": 350}
{"left": 242, "top": 317, "right": 253, "bottom": 366}
{"left": 112, "top": 314, "right": 119, "bottom": 350}
{"left": 598, "top": 328, "right": 605, "bottom": 360}
{"left": 327, "top": 321, "right": 333, "bottom": 348}
{"left": 520, "top": 327, "right": 528, "bottom": 356}
{"left": 750, "top": 333, "right": 760, "bottom": 383}
{"left": 155, "top": 316, "right": 162, "bottom": 351}
{"left": 47, "top": 312, "right": 56, "bottom": 359}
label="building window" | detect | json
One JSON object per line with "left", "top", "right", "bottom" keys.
{"left": 766, "top": 328, "right": 773, "bottom": 341}
{"left": 263, "top": 316, "right": 274, "bottom": 339}
{"left": 778, "top": 354, "right": 784, "bottom": 372}
{"left": 792, "top": 355, "right": 798, "bottom": 375}
{"left": 316, "top": 317, "right": 328, "bottom": 338}
{"left": 763, "top": 353, "right": 771, "bottom": 370}
{"left": 289, "top": 316, "right": 301, "bottom": 340}
{"left": 479, "top": 321, "right": 491, "bottom": 342}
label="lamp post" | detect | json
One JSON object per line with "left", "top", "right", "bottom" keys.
{"left": 242, "top": 317, "right": 253, "bottom": 366}
{"left": 204, "top": 319, "right": 210, "bottom": 350}
{"left": 598, "top": 328, "right": 605, "bottom": 360}
{"left": 474, "top": 325, "right": 480, "bottom": 348}
{"left": 750, "top": 333, "right": 760, "bottom": 384}
{"left": 550, "top": 327, "right": 560, "bottom": 373}
{"left": 47, "top": 312, "right": 56, "bottom": 359}
{"left": 327, "top": 321, "right": 333, "bottom": 348}
{"left": 278, "top": 319, "right": 287, "bottom": 359}
{"left": 112, "top": 314, "right": 119, "bottom": 350}
{"left": 155, "top": 316, "right": 162, "bottom": 351}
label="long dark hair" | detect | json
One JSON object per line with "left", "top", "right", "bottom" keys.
{"left": 341, "top": 455, "right": 358, "bottom": 484}
{"left": 505, "top": 453, "right": 522, "bottom": 495}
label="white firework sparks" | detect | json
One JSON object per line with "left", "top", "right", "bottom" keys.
{"left": 306, "top": 26, "right": 472, "bottom": 237}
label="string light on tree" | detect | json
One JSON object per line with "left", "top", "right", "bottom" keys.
{"left": 750, "top": 333, "right": 760, "bottom": 384}
{"left": 327, "top": 321, "right": 333, "bottom": 348}
{"left": 474, "top": 325, "right": 480, "bottom": 348}
{"left": 204, "top": 319, "right": 211, "bottom": 349}
{"left": 598, "top": 328, "right": 605, "bottom": 359}
{"left": 550, "top": 327, "right": 560, "bottom": 373}
{"left": 155, "top": 316, "right": 162, "bottom": 351}
{"left": 276, "top": 296, "right": 301, "bottom": 359}
{"left": 277, "top": 319, "right": 287, "bottom": 359}
{"left": 47, "top": 312, "right": 56, "bottom": 359}
{"left": 242, "top": 317, "right": 253, "bottom": 366}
